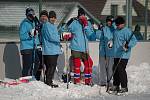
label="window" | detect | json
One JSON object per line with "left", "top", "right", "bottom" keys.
{"left": 111, "top": 5, "right": 118, "bottom": 18}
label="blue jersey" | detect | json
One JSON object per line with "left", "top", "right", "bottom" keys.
{"left": 87, "top": 21, "right": 96, "bottom": 41}
{"left": 113, "top": 27, "right": 137, "bottom": 59}
{"left": 19, "top": 18, "right": 40, "bottom": 50}
{"left": 68, "top": 19, "right": 93, "bottom": 52}
{"left": 95, "top": 26, "right": 114, "bottom": 57}
{"left": 41, "top": 21, "right": 62, "bottom": 55}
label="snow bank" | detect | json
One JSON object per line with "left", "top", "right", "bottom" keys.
{"left": 0, "top": 63, "right": 150, "bottom": 100}
{"left": 127, "top": 63, "right": 150, "bottom": 94}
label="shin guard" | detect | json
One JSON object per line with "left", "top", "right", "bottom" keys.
{"left": 83, "top": 56, "right": 93, "bottom": 85}
{"left": 73, "top": 58, "right": 81, "bottom": 84}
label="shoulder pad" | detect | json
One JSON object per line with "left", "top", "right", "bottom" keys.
{"left": 66, "top": 17, "right": 78, "bottom": 26}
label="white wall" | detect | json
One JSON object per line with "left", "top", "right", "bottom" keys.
{"left": 101, "top": 0, "right": 137, "bottom": 16}
{"left": 0, "top": 42, "right": 150, "bottom": 80}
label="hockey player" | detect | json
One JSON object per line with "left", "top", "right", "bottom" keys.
{"left": 63, "top": 8, "right": 93, "bottom": 85}
{"left": 41, "top": 11, "right": 62, "bottom": 88}
{"left": 96, "top": 15, "right": 115, "bottom": 86}
{"left": 19, "top": 8, "right": 40, "bottom": 78}
{"left": 133, "top": 24, "right": 143, "bottom": 41}
{"left": 87, "top": 19, "right": 97, "bottom": 41}
{"left": 35, "top": 10, "right": 48, "bottom": 81}
{"left": 110, "top": 16, "right": 137, "bottom": 93}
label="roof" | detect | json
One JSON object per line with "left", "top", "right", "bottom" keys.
{"left": 133, "top": 0, "right": 150, "bottom": 25}
{"left": 0, "top": 1, "right": 101, "bottom": 27}
{"left": 44, "top": 0, "right": 107, "bottom": 21}
{"left": 0, "top": 2, "right": 74, "bottom": 26}
{"left": 46, "top": 0, "right": 150, "bottom": 25}
{"left": 0, "top": 0, "right": 106, "bottom": 20}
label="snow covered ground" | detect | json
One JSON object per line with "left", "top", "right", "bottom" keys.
{"left": 0, "top": 62, "right": 150, "bottom": 100}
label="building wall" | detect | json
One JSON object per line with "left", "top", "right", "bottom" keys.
{"left": 0, "top": 42, "right": 150, "bottom": 80}
{"left": 0, "top": 1, "right": 150, "bottom": 40}
{"left": 101, "top": 0, "right": 137, "bottom": 16}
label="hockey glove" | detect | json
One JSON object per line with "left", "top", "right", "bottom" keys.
{"left": 98, "top": 23, "right": 104, "bottom": 30}
{"left": 93, "top": 24, "right": 99, "bottom": 30}
{"left": 79, "top": 16, "right": 88, "bottom": 27}
{"left": 107, "top": 40, "right": 113, "bottom": 49}
{"left": 29, "top": 28, "right": 38, "bottom": 37}
{"left": 63, "top": 32, "right": 72, "bottom": 40}
{"left": 123, "top": 41, "right": 129, "bottom": 52}
{"left": 35, "top": 24, "right": 41, "bottom": 31}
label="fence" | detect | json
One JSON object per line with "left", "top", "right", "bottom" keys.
{"left": 0, "top": 0, "right": 150, "bottom": 41}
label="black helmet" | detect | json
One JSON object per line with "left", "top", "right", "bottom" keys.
{"left": 26, "top": 7, "right": 35, "bottom": 16}
{"left": 49, "top": 11, "right": 56, "bottom": 18}
{"left": 78, "top": 7, "right": 85, "bottom": 17}
{"left": 115, "top": 16, "right": 125, "bottom": 25}
{"left": 134, "top": 24, "right": 141, "bottom": 31}
{"left": 106, "top": 15, "right": 114, "bottom": 22}
{"left": 40, "top": 10, "right": 48, "bottom": 18}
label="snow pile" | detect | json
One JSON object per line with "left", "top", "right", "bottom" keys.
{"left": 0, "top": 80, "right": 102, "bottom": 100}
{"left": 127, "top": 63, "right": 150, "bottom": 94}
{"left": 0, "top": 63, "right": 150, "bottom": 100}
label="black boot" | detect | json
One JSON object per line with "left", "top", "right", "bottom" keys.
{"left": 108, "top": 86, "right": 120, "bottom": 94}
{"left": 62, "top": 73, "right": 71, "bottom": 83}
{"left": 109, "top": 86, "right": 120, "bottom": 92}
{"left": 118, "top": 87, "right": 128, "bottom": 93}
{"left": 50, "top": 83, "right": 59, "bottom": 88}
{"left": 35, "top": 70, "right": 42, "bottom": 81}
{"left": 45, "top": 65, "right": 58, "bottom": 88}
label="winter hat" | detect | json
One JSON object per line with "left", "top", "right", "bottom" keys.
{"left": 78, "top": 8, "right": 85, "bottom": 17}
{"left": 106, "top": 15, "right": 114, "bottom": 22}
{"left": 40, "top": 10, "right": 48, "bottom": 18}
{"left": 49, "top": 11, "right": 56, "bottom": 18}
{"left": 26, "top": 7, "right": 35, "bottom": 16}
{"left": 115, "top": 16, "right": 125, "bottom": 25}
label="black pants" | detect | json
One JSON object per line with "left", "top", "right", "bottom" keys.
{"left": 35, "top": 50, "right": 44, "bottom": 80}
{"left": 113, "top": 58, "right": 128, "bottom": 88}
{"left": 21, "top": 49, "right": 40, "bottom": 77}
{"left": 44, "top": 55, "right": 58, "bottom": 85}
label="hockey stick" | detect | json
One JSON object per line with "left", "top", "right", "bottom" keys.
{"left": 55, "top": 66, "right": 63, "bottom": 82}
{"left": 64, "top": 38, "right": 70, "bottom": 89}
{"left": 60, "top": 22, "right": 73, "bottom": 89}
{"left": 31, "top": 16, "right": 41, "bottom": 78}
{"left": 98, "top": 25, "right": 111, "bottom": 94}
{"left": 106, "top": 57, "right": 122, "bottom": 92}
{"left": 101, "top": 26, "right": 113, "bottom": 92}
{"left": 102, "top": 26, "right": 110, "bottom": 87}
{"left": 31, "top": 27, "right": 37, "bottom": 78}
{"left": 33, "top": 16, "right": 46, "bottom": 82}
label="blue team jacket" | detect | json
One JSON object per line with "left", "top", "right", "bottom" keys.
{"left": 68, "top": 19, "right": 93, "bottom": 52}
{"left": 113, "top": 27, "right": 137, "bottom": 59}
{"left": 95, "top": 25, "right": 114, "bottom": 57}
{"left": 41, "top": 21, "right": 62, "bottom": 55}
{"left": 87, "top": 21, "right": 96, "bottom": 41}
{"left": 19, "top": 18, "right": 40, "bottom": 51}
